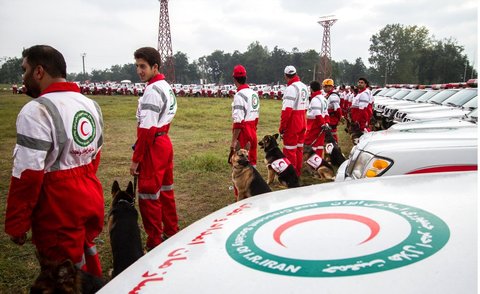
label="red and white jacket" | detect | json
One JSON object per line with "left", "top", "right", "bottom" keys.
{"left": 232, "top": 85, "right": 259, "bottom": 129}
{"left": 326, "top": 90, "right": 342, "bottom": 126}
{"left": 279, "top": 76, "right": 308, "bottom": 134}
{"left": 351, "top": 88, "right": 371, "bottom": 110}
{"left": 133, "top": 74, "right": 177, "bottom": 164}
{"left": 5, "top": 82, "right": 104, "bottom": 238}
{"left": 305, "top": 91, "right": 329, "bottom": 144}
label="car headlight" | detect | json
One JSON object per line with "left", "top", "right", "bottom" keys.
{"left": 351, "top": 151, "right": 393, "bottom": 179}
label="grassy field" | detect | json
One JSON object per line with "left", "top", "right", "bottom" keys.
{"left": 0, "top": 91, "right": 353, "bottom": 292}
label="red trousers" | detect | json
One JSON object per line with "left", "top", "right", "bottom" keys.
{"left": 32, "top": 164, "right": 104, "bottom": 277}
{"left": 282, "top": 129, "right": 305, "bottom": 176}
{"left": 138, "top": 135, "right": 179, "bottom": 249}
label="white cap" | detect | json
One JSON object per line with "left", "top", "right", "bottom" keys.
{"left": 284, "top": 65, "right": 296, "bottom": 75}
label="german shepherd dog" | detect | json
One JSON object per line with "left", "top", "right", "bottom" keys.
{"left": 348, "top": 122, "right": 365, "bottom": 146}
{"left": 30, "top": 257, "right": 105, "bottom": 294}
{"left": 230, "top": 146, "right": 272, "bottom": 201}
{"left": 303, "top": 144, "right": 335, "bottom": 180}
{"left": 108, "top": 180, "right": 143, "bottom": 278}
{"left": 258, "top": 134, "right": 300, "bottom": 188}
{"left": 324, "top": 130, "right": 347, "bottom": 168}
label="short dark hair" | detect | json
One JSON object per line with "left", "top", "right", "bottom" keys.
{"left": 234, "top": 76, "right": 247, "bottom": 84}
{"left": 358, "top": 77, "right": 369, "bottom": 87}
{"left": 134, "top": 47, "right": 161, "bottom": 68}
{"left": 310, "top": 81, "right": 321, "bottom": 92}
{"left": 22, "top": 45, "right": 67, "bottom": 78}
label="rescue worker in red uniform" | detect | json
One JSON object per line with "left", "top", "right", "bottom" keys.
{"left": 229, "top": 64, "right": 260, "bottom": 167}
{"left": 323, "top": 79, "right": 342, "bottom": 142}
{"left": 351, "top": 77, "right": 371, "bottom": 132}
{"left": 305, "top": 81, "right": 330, "bottom": 157}
{"left": 5, "top": 45, "right": 104, "bottom": 277}
{"left": 130, "top": 47, "right": 179, "bottom": 251}
{"left": 279, "top": 65, "right": 308, "bottom": 176}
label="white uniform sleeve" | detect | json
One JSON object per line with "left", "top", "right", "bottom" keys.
{"left": 12, "top": 102, "right": 52, "bottom": 178}
{"left": 138, "top": 86, "right": 163, "bottom": 129}
{"left": 232, "top": 93, "right": 246, "bottom": 124}
{"left": 282, "top": 85, "right": 296, "bottom": 110}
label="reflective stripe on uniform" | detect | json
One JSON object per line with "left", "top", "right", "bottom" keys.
{"left": 75, "top": 255, "right": 86, "bottom": 269}
{"left": 160, "top": 184, "right": 174, "bottom": 191}
{"left": 237, "top": 92, "right": 249, "bottom": 103}
{"left": 233, "top": 105, "right": 246, "bottom": 114}
{"left": 312, "top": 146, "right": 324, "bottom": 150}
{"left": 17, "top": 133, "right": 52, "bottom": 151}
{"left": 297, "top": 143, "right": 304, "bottom": 148}
{"left": 292, "top": 84, "right": 300, "bottom": 109}
{"left": 153, "top": 85, "right": 169, "bottom": 123}
{"left": 284, "top": 145, "right": 297, "bottom": 150}
{"left": 35, "top": 97, "right": 68, "bottom": 172}
{"left": 139, "top": 190, "right": 160, "bottom": 200}
{"left": 140, "top": 103, "right": 161, "bottom": 113}
{"left": 85, "top": 245, "right": 97, "bottom": 256}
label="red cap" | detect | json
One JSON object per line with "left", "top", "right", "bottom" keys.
{"left": 232, "top": 64, "right": 247, "bottom": 78}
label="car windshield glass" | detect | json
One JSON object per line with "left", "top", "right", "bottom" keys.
{"left": 462, "top": 96, "right": 477, "bottom": 110}
{"left": 415, "top": 90, "right": 439, "bottom": 102}
{"left": 402, "top": 90, "right": 428, "bottom": 101}
{"left": 374, "top": 88, "right": 389, "bottom": 96}
{"left": 391, "top": 89, "right": 411, "bottom": 100}
{"left": 382, "top": 88, "right": 401, "bottom": 97}
{"left": 442, "top": 89, "right": 477, "bottom": 107}
{"left": 427, "top": 89, "right": 458, "bottom": 105}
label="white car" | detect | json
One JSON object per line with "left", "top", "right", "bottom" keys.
{"left": 403, "top": 96, "right": 477, "bottom": 123}
{"left": 335, "top": 124, "right": 477, "bottom": 181}
{"left": 99, "top": 172, "right": 477, "bottom": 294}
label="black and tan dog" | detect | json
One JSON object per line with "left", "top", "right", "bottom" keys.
{"left": 303, "top": 145, "right": 335, "bottom": 180}
{"left": 348, "top": 122, "right": 365, "bottom": 146}
{"left": 30, "top": 257, "right": 105, "bottom": 294}
{"left": 108, "top": 180, "right": 143, "bottom": 278}
{"left": 258, "top": 134, "right": 300, "bottom": 188}
{"left": 231, "top": 146, "right": 272, "bottom": 201}
{"left": 324, "top": 130, "right": 347, "bottom": 168}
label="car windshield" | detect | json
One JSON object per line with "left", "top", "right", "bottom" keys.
{"left": 461, "top": 96, "right": 477, "bottom": 110}
{"left": 427, "top": 89, "right": 458, "bottom": 105}
{"left": 415, "top": 90, "right": 440, "bottom": 102}
{"left": 382, "top": 88, "right": 401, "bottom": 97}
{"left": 374, "top": 88, "right": 389, "bottom": 96}
{"left": 442, "top": 89, "right": 477, "bottom": 107}
{"left": 402, "top": 90, "right": 428, "bottom": 101}
{"left": 391, "top": 89, "right": 411, "bottom": 100}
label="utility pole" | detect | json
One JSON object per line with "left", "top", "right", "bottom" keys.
{"left": 81, "top": 53, "right": 86, "bottom": 76}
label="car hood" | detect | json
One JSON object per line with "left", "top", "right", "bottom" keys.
{"left": 99, "top": 172, "right": 477, "bottom": 294}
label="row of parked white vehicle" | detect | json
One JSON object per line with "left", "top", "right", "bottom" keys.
{"left": 336, "top": 79, "right": 477, "bottom": 181}
{"left": 172, "top": 83, "right": 287, "bottom": 99}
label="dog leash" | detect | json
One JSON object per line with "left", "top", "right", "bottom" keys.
{"left": 133, "top": 175, "right": 138, "bottom": 201}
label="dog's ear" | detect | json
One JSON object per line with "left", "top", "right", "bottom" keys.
{"left": 112, "top": 180, "right": 120, "bottom": 195}
{"left": 126, "top": 181, "right": 134, "bottom": 197}
{"left": 273, "top": 133, "right": 279, "bottom": 140}
{"left": 56, "top": 260, "right": 76, "bottom": 283}
{"left": 244, "top": 141, "right": 251, "bottom": 151}
{"left": 234, "top": 141, "right": 240, "bottom": 151}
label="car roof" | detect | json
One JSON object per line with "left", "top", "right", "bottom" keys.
{"left": 99, "top": 172, "right": 477, "bottom": 294}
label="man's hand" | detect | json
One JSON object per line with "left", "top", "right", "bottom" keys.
{"left": 130, "top": 161, "right": 140, "bottom": 176}
{"left": 322, "top": 124, "right": 331, "bottom": 131}
{"left": 10, "top": 233, "right": 27, "bottom": 246}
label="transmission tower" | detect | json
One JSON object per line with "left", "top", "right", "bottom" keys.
{"left": 157, "top": 0, "right": 175, "bottom": 82}
{"left": 316, "top": 15, "right": 337, "bottom": 82}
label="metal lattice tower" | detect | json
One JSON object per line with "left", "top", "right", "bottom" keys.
{"left": 316, "top": 15, "right": 337, "bottom": 82}
{"left": 157, "top": 0, "right": 175, "bottom": 82}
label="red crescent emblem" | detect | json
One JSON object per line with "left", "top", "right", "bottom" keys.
{"left": 278, "top": 161, "right": 286, "bottom": 167}
{"left": 80, "top": 120, "right": 90, "bottom": 136}
{"left": 273, "top": 213, "right": 380, "bottom": 247}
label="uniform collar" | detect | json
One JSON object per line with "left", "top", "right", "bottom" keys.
{"left": 40, "top": 82, "right": 80, "bottom": 96}
{"left": 147, "top": 74, "right": 165, "bottom": 85}
{"left": 287, "top": 76, "right": 300, "bottom": 86}
{"left": 236, "top": 84, "right": 249, "bottom": 91}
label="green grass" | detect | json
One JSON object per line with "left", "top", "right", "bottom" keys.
{"left": 0, "top": 92, "right": 352, "bottom": 292}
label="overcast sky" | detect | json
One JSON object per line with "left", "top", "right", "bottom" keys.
{"left": 0, "top": 0, "right": 477, "bottom": 74}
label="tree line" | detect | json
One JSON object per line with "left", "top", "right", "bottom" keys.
{"left": 0, "top": 24, "right": 476, "bottom": 86}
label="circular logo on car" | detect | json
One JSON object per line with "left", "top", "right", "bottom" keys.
{"left": 226, "top": 200, "right": 449, "bottom": 277}
{"left": 72, "top": 110, "right": 96, "bottom": 147}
